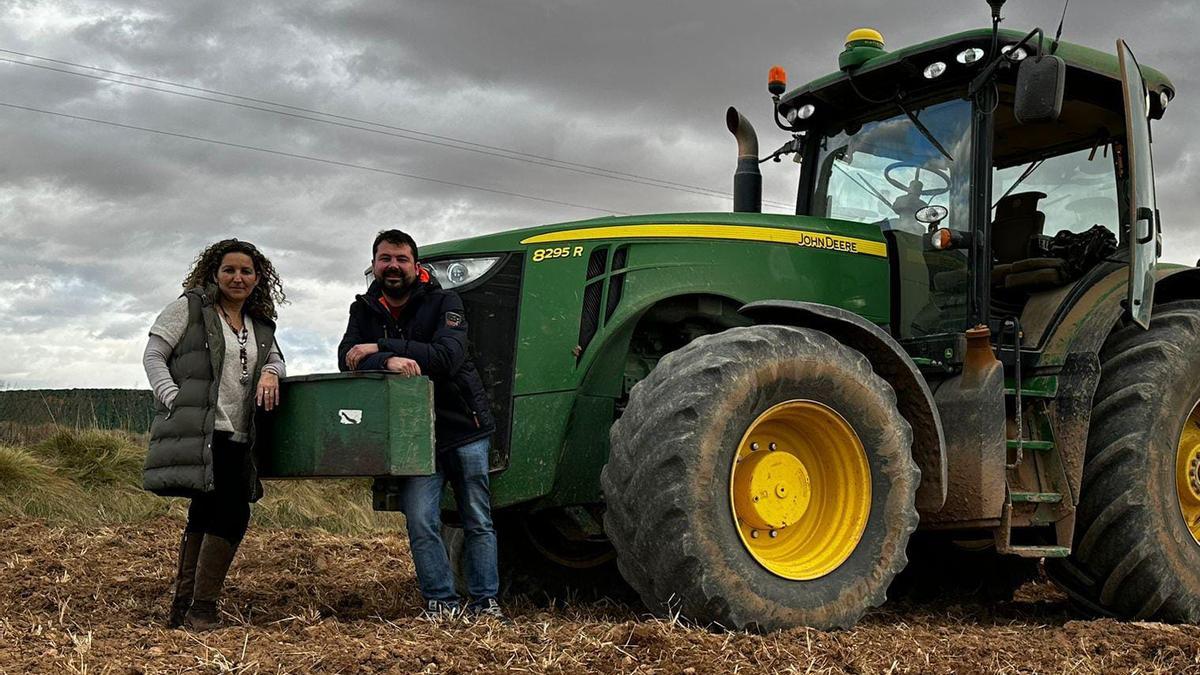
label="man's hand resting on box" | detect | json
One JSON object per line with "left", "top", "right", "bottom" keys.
{"left": 345, "top": 343, "right": 380, "bottom": 370}
{"left": 386, "top": 357, "right": 422, "bottom": 377}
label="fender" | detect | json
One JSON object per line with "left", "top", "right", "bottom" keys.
{"left": 1037, "top": 265, "right": 1200, "bottom": 365}
{"left": 740, "top": 300, "right": 947, "bottom": 512}
{"left": 1035, "top": 265, "right": 1200, "bottom": 512}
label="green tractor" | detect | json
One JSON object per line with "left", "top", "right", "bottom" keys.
{"left": 312, "top": 4, "right": 1200, "bottom": 630}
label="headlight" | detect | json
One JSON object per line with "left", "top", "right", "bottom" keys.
{"left": 922, "top": 61, "right": 947, "bottom": 79}
{"left": 424, "top": 256, "right": 502, "bottom": 289}
{"left": 1000, "top": 45, "right": 1027, "bottom": 61}
{"left": 785, "top": 104, "right": 815, "bottom": 124}
{"left": 956, "top": 47, "right": 984, "bottom": 64}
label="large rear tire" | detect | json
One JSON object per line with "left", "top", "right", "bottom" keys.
{"left": 1046, "top": 301, "right": 1200, "bottom": 620}
{"left": 601, "top": 325, "right": 919, "bottom": 631}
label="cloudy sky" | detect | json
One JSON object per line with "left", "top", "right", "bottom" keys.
{"left": 1, "top": 0, "right": 1196, "bottom": 390}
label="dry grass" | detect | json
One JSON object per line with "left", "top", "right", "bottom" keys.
{"left": 0, "top": 443, "right": 85, "bottom": 520}
{"left": 4, "top": 424, "right": 1200, "bottom": 672}
{"left": 0, "top": 443, "right": 60, "bottom": 488}
{"left": 0, "top": 424, "right": 402, "bottom": 534}
{"left": 2, "top": 518, "right": 1200, "bottom": 674}
{"left": 254, "top": 478, "right": 404, "bottom": 533}
{"left": 30, "top": 428, "right": 144, "bottom": 485}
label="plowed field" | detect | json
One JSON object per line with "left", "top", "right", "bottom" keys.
{"left": 2, "top": 517, "right": 1199, "bottom": 674}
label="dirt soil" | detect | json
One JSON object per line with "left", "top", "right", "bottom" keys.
{"left": 2, "top": 518, "right": 1199, "bottom": 674}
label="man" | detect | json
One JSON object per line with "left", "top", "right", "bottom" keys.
{"left": 338, "top": 229, "right": 501, "bottom": 619}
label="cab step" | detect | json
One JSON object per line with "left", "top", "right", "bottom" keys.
{"left": 1010, "top": 491, "right": 1063, "bottom": 504}
{"left": 1004, "top": 375, "right": 1058, "bottom": 399}
{"left": 1006, "top": 439, "right": 1055, "bottom": 451}
{"left": 1004, "top": 545, "right": 1071, "bottom": 558}
{"left": 1003, "top": 387, "right": 1056, "bottom": 399}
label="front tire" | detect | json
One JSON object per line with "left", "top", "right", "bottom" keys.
{"left": 1047, "top": 301, "right": 1200, "bottom": 620}
{"left": 601, "top": 325, "right": 919, "bottom": 631}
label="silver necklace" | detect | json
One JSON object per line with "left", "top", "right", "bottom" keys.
{"left": 218, "top": 305, "right": 250, "bottom": 385}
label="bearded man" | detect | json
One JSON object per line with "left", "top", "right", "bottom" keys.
{"left": 338, "top": 229, "right": 500, "bottom": 619}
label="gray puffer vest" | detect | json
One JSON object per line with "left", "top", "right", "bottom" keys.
{"left": 143, "top": 286, "right": 275, "bottom": 501}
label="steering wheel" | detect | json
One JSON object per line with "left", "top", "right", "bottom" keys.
{"left": 884, "top": 161, "right": 951, "bottom": 196}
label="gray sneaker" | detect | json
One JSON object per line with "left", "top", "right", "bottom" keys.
{"left": 467, "top": 597, "right": 506, "bottom": 621}
{"left": 420, "top": 599, "right": 462, "bottom": 621}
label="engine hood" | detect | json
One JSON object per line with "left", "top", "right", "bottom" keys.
{"left": 419, "top": 212, "right": 889, "bottom": 261}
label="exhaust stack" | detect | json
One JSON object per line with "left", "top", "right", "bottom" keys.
{"left": 726, "top": 107, "right": 761, "bottom": 213}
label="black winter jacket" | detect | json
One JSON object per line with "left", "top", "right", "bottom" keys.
{"left": 337, "top": 276, "right": 495, "bottom": 451}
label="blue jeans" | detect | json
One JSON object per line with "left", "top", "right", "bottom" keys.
{"left": 399, "top": 437, "right": 499, "bottom": 603}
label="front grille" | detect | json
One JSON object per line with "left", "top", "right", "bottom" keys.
{"left": 458, "top": 254, "right": 522, "bottom": 471}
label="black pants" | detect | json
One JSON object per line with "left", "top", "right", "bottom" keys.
{"left": 185, "top": 431, "right": 253, "bottom": 545}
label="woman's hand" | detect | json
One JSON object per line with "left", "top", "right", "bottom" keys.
{"left": 257, "top": 371, "right": 281, "bottom": 410}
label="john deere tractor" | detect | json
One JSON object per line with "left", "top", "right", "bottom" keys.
{"left": 264, "top": 1, "right": 1200, "bottom": 630}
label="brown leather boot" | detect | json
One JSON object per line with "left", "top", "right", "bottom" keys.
{"left": 167, "top": 531, "right": 204, "bottom": 628}
{"left": 184, "top": 535, "right": 238, "bottom": 631}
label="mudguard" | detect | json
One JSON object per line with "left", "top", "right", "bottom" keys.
{"left": 1033, "top": 265, "right": 1200, "bottom": 512}
{"left": 740, "top": 300, "right": 947, "bottom": 513}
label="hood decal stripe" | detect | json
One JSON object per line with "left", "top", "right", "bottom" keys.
{"left": 519, "top": 224, "right": 887, "bottom": 257}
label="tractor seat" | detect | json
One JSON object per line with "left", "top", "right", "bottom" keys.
{"left": 992, "top": 191, "right": 1047, "bottom": 264}
{"left": 992, "top": 257, "right": 1069, "bottom": 290}
{"left": 989, "top": 190, "right": 1069, "bottom": 290}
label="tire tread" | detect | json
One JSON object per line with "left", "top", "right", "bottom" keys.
{"left": 1047, "top": 300, "right": 1200, "bottom": 622}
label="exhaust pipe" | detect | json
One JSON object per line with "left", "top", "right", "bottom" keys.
{"left": 726, "top": 107, "right": 761, "bottom": 213}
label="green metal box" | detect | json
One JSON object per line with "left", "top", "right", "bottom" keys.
{"left": 256, "top": 372, "right": 435, "bottom": 478}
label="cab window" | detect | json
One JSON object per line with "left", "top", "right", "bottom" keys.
{"left": 992, "top": 145, "right": 1119, "bottom": 238}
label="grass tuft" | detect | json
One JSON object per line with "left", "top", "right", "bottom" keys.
{"left": 0, "top": 443, "right": 58, "bottom": 487}
{"left": 0, "top": 443, "right": 91, "bottom": 520}
{"left": 32, "top": 428, "right": 144, "bottom": 485}
{"left": 255, "top": 479, "right": 403, "bottom": 534}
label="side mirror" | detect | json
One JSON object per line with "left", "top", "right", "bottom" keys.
{"left": 1014, "top": 54, "right": 1065, "bottom": 123}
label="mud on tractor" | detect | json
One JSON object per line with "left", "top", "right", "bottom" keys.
{"left": 267, "top": 1, "right": 1200, "bottom": 631}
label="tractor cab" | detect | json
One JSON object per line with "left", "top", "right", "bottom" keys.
{"left": 779, "top": 27, "right": 1173, "bottom": 357}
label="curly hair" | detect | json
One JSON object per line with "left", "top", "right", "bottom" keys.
{"left": 181, "top": 239, "right": 287, "bottom": 321}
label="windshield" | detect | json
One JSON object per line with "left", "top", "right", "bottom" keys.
{"left": 812, "top": 99, "right": 975, "bottom": 234}
{"left": 810, "top": 99, "right": 976, "bottom": 339}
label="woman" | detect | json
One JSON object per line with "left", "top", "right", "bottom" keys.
{"left": 142, "top": 239, "right": 287, "bottom": 630}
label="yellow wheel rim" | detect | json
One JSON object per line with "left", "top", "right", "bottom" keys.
{"left": 1175, "top": 402, "right": 1200, "bottom": 546}
{"left": 729, "top": 400, "right": 871, "bottom": 580}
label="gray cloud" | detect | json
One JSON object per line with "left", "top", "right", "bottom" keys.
{"left": 2, "top": 0, "right": 1198, "bottom": 388}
